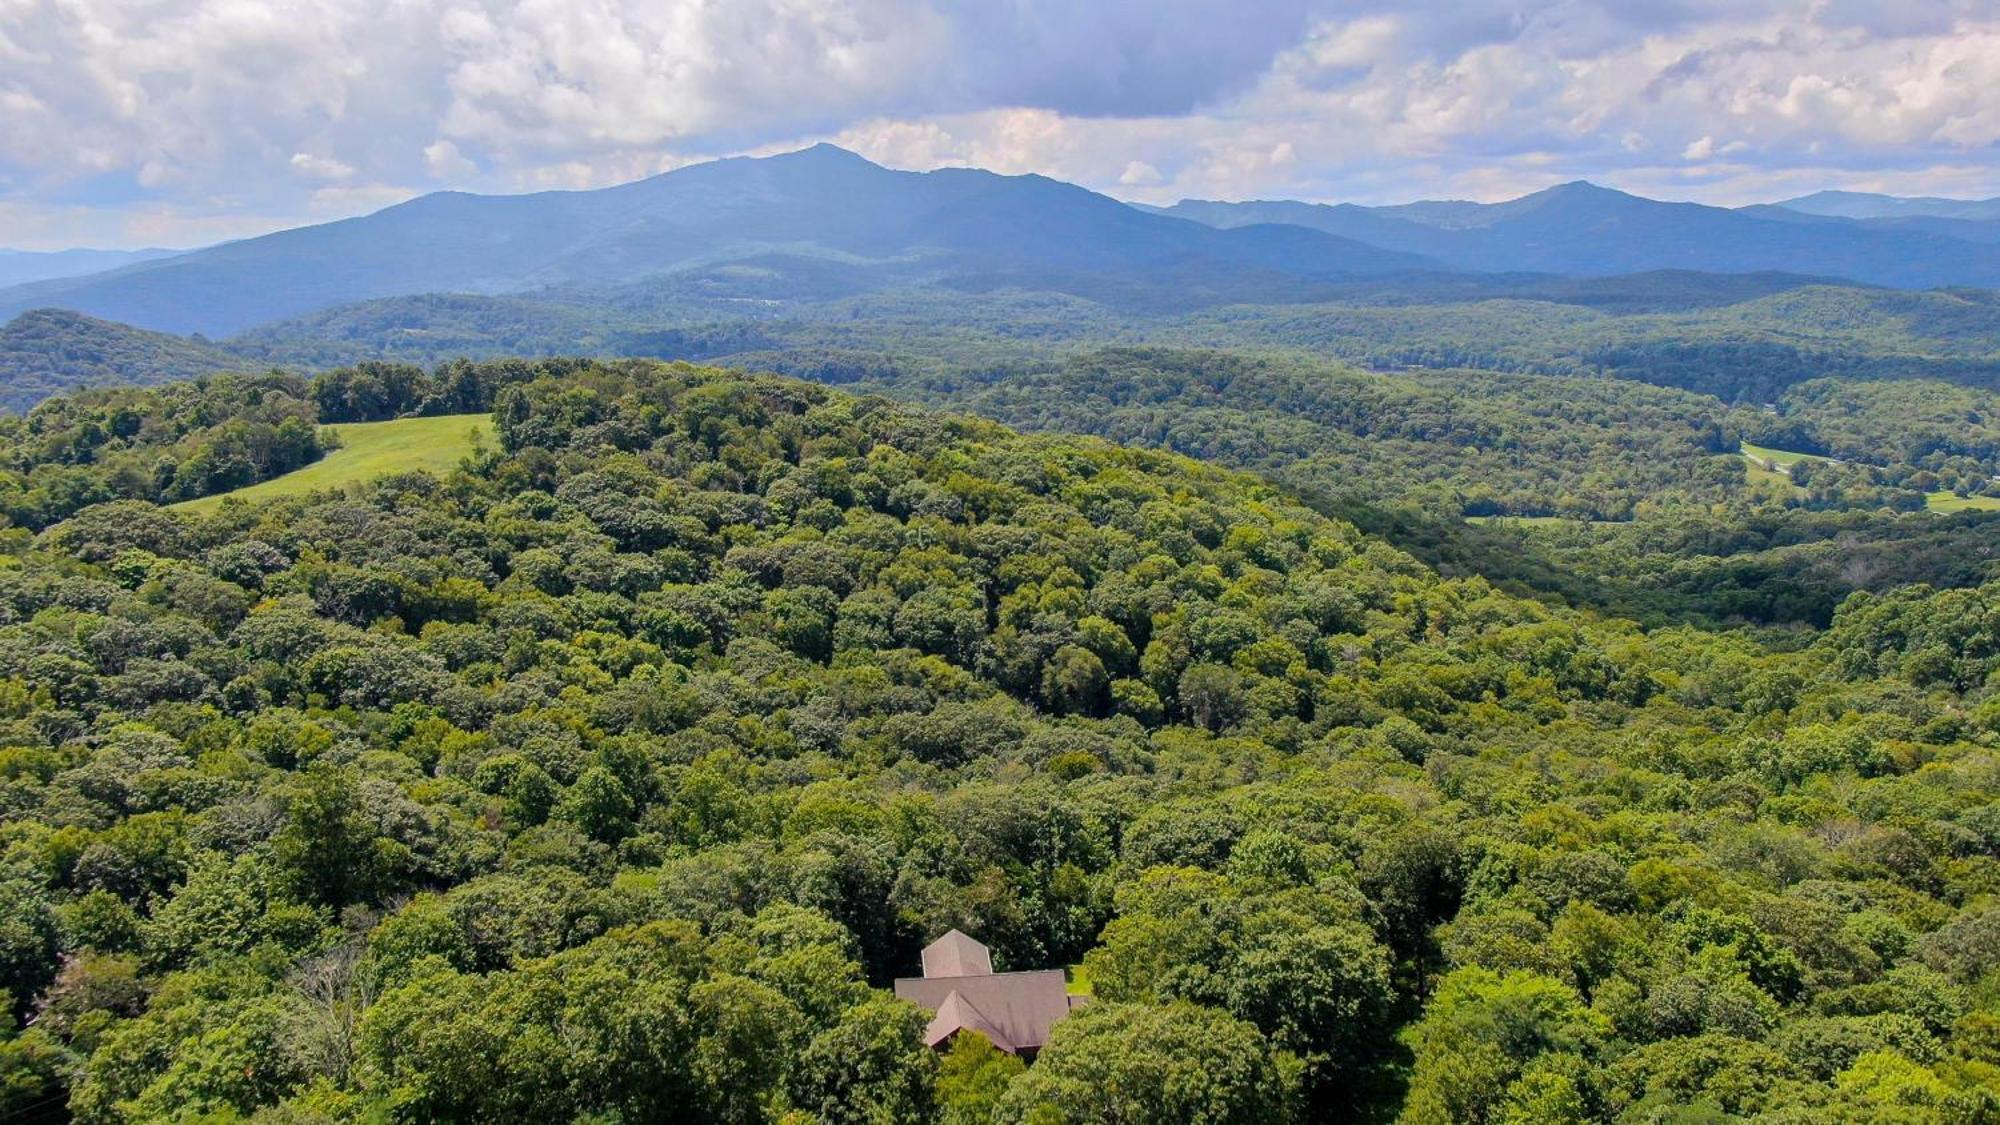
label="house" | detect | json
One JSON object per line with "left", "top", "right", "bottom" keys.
{"left": 892, "top": 930, "right": 1086, "bottom": 1057}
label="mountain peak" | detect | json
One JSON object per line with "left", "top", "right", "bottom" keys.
{"left": 760, "top": 142, "right": 878, "bottom": 167}
{"left": 1532, "top": 180, "right": 1628, "bottom": 200}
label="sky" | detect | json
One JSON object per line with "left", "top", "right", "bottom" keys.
{"left": 2, "top": 0, "right": 1999, "bottom": 250}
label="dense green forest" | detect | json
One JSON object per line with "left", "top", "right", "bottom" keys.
{"left": 1169, "top": 285, "right": 2000, "bottom": 403}
{"left": 214, "top": 280, "right": 2000, "bottom": 406}
{"left": 0, "top": 360, "right": 1996, "bottom": 1121}
{"left": 15, "top": 268, "right": 2000, "bottom": 415}
{"left": 8, "top": 344, "right": 1999, "bottom": 633}
{"left": 832, "top": 347, "right": 2000, "bottom": 627}
{"left": 855, "top": 347, "right": 1749, "bottom": 521}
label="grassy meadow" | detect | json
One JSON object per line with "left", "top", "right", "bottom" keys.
{"left": 172, "top": 413, "right": 493, "bottom": 514}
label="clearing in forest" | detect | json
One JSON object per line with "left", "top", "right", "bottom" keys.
{"left": 171, "top": 413, "right": 494, "bottom": 515}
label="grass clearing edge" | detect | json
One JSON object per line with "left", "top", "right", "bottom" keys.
{"left": 171, "top": 413, "right": 494, "bottom": 515}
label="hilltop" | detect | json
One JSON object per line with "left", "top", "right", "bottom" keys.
{"left": 0, "top": 308, "right": 247, "bottom": 411}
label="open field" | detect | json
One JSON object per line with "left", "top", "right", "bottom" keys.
{"left": 1739, "top": 441, "right": 1821, "bottom": 500}
{"left": 1926, "top": 491, "right": 2000, "bottom": 514}
{"left": 1742, "top": 459, "right": 1802, "bottom": 494}
{"left": 1740, "top": 444, "right": 2000, "bottom": 513}
{"left": 172, "top": 413, "right": 493, "bottom": 514}
{"left": 1740, "top": 441, "right": 1830, "bottom": 470}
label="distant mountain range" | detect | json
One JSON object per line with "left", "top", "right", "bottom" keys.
{"left": 1775, "top": 190, "right": 2000, "bottom": 222}
{"left": 0, "top": 247, "right": 183, "bottom": 289}
{"left": 1147, "top": 182, "right": 2000, "bottom": 286}
{"left": 6, "top": 147, "right": 2000, "bottom": 344}
{"left": 4, "top": 147, "right": 2000, "bottom": 414}
{"left": 0, "top": 144, "right": 1430, "bottom": 337}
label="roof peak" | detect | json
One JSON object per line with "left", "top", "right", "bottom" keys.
{"left": 924, "top": 990, "right": 1015, "bottom": 1052}
{"left": 922, "top": 930, "right": 994, "bottom": 978}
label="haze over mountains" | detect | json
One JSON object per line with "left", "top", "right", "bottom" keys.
{"left": 0, "top": 247, "right": 183, "bottom": 289}
{"left": 6, "top": 145, "right": 2000, "bottom": 348}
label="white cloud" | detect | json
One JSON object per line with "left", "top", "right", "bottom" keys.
{"left": 835, "top": 2, "right": 2000, "bottom": 207}
{"left": 423, "top": 140, "right": 477, "bottom": 180}
{"left": 290, "top": 153, "right": 357, "bottom": 181}
{"left": 1118, "top": 161, "right": 1164, "bottom": 187}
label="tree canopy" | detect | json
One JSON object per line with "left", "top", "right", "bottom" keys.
{"left": 0, "top": 360, "right": 1994, "bottom": 1121}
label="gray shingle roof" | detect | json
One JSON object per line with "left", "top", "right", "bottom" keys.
{"left": 895, "top": 970, "right": 1074, "bottom": 1053}
{"left": 922, "top": 989, "right": 1016, "bottom": 1052}
{"left": 895, "top": 931, "right": 1081, "bottom": 1054}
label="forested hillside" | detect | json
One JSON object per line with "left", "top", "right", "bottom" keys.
{"left": 1173, "top": 286, "right": 2000, "bottom": 402}
{"left": 0, "top": 310, "right": 246, "bottom": 413}
{"left": 0, "top": 361, "right": 1994, "bottom": 1121}
{"left": 11, "top": 257, "right": 2000, "bottom": 423}
{"left": 10, "top": 342, "right": 1997, "bottom": 631}
{"left": 840, "top": 347, "right": 2000, "bottom": 627}
{"left": 227, "top": 279, "right": 2000, "bottom": 406}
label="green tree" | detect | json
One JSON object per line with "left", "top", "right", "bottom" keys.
{"left": 787, "top": 997, "right": 938, "bottom": 1125}
{"left": 937, "top": 1030, "right": 1025, "bottom": 1125}
{"left": 1400, "top": 968, "right": 1607, "bottom": 1125}
{"left": 272, "top": 764, "right": 397, "bottom": 908}
{"left": 1042, "top": 645, "right": 1109, "bottom": 717}
{"left": 998, "top": 1002, "right": 1295, "bottom": 1125}
{"left": 555, "top": 766, "right": 638, "bottom": 844}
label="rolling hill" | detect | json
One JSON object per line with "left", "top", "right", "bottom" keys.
{"left": 0, "top": 308, "right": 248, "bottom": 411}
{"left": 6, "top": 260, "right": 1998, "bottom": 415}
{"left": 0, "top": 247, "right": 183, "bottom": 289}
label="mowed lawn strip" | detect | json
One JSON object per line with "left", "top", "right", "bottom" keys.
{"left": 171, "top": 413, "right": 494, "bottom": 515}
{"left": 1739, "top": 441, "right": 1829, "bottom": 470}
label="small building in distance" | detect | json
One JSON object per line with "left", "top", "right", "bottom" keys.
{"left": 892, "top": 930, "right": 1086, "bottom": 1058}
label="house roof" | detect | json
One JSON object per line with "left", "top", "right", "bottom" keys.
{"left": 922, "top": 989, "right": 1016, "bottom": 1052}
{"left": 895, "top": 970, "right": 1074, "bottom": 1052}
{"left": 921, "top": 929, "right": 993, "bottom": 978}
